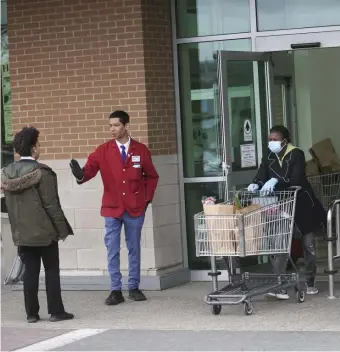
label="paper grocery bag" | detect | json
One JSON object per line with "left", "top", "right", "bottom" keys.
{"left": 203, "top": 204, "right": 237, "bottom": 256}
{"left": 309, "top": 138, "right": 340, "bottom": 173}
{"left": 234, "top": 204, "right": 262, "bottom": 256}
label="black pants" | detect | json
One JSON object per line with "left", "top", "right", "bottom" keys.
{"left": 19, "top": 241, "right": 65, "bottom": 317}
{"left": 271, "top": 233, "right": 317, "bottom": 283}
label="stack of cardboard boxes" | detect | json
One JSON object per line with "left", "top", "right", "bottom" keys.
{"left": 306, "top": 138, "right": 340, "bottom": 176}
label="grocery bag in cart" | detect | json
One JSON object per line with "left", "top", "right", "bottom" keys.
{"left": 202, "top": 201, "right": 262, "bottom": 257}
{"left": 203, "top": 203, "right": 237, "bottom": 256}
{"left": 233, "top": 204, "right": 263, "bottom": 256}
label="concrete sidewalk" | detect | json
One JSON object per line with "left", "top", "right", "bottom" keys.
{"left": 2, "top": 282, "right": 340, "bottom": 351}
{"left": 2, "top": 281, "right": 340, "bottom": 332}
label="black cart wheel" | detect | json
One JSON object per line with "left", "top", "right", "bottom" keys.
{"left": 296, "top": 289, "right": 305, "bottom": 303}
{"left": 211, "top": 304, "right": 222, "bottom": 315}
{"left": 243, "top": 300, "right": 254, "bottom": 316}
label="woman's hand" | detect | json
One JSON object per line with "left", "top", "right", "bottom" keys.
{"left": 260, "top": 178, "right": 278, "bottom": 194}
{"left": 247, "top": 183, "right": 259, "bottom": 192}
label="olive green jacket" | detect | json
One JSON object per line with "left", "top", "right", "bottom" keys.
{"left": 1, "top": 160, "right": 73, "bottom": 246}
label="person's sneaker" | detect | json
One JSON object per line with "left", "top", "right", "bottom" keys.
{"left": 306, "top": 280, "right": 319, "bottom": 295}
{"left": 105, "top": 290, "right": 125, "bottom": 305}
{"left": 27, "top": 315, "right": 40, "bottom": 323}
{"left": 306, "top": 286, "right": 318, "bottom": 295}
{"left": 128, "top": 288, "right": 147, "bottom": 301}
{"left": 266, "top": 289, "right": 290, "bottom": 300}
{"left": 49, "top": 312, "right": 74, "bottom": 322}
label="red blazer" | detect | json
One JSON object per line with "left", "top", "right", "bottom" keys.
{"left": 79, "top": 139, "right": 159, "bottom": 218}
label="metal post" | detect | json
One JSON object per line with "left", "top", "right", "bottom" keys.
{"left": 210, "top": 256, "right": 218, "bottom": 291}
{"left": 336, "top": 204, "right": 340, "bottom": 257}
{"left": 327, "top": 207, "right": 335, "bottom": 299}
{"left": 325, "top": 199, "right": 340, "bottom": 299}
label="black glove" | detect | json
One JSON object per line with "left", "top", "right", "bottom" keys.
{"left": 69, "top": 159, "right": 84, "bottom": 181}
{"left": 145, "top": 201, "right": 151, "bottom": 211}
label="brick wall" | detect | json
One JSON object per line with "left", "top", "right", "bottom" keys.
{"left": 8, "top": 0, "right": 177, "bottom": 159}
{"left": 141, "top": 0, "right": 177, "bottom": 154}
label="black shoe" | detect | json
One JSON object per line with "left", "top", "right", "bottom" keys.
{"left": 128, "top": 288, "right": 147, "bottom": 301}
{"left": 105, "top": 290, "right": 125, "bottom": 305}
{"left": 27, "top": 315, "right": 40, "bottom": 323}
{"left": 49, "top": 312, "right": 74, "bottom": 322}
{"left": 306, "top": 278, "right": 315, "bottom": 287}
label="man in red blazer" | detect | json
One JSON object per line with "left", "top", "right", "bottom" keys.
{"left": 69, "top": 110, "right": 159, "bottom": 305}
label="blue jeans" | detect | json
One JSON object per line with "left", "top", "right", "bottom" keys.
{"left": 104, "top": 213, "right": 145, "bottom": 291}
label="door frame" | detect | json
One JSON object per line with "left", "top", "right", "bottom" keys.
{"left": 255, "top": 30, "right": 340, "bottom": 52}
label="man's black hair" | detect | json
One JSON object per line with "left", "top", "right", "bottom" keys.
{"left": 13, "top": 126, "right": 40, "bottom": 157}
{"left": 109, "top": 110, "right": 130, "bottom": 125}
{"left": 270, "top": 125, "right": 291, "bottom": 143}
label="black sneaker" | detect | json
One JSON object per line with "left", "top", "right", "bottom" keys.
{"left": 27, "top": 315, "right": 40, "bottom": 323}
{"left": 49, "top": 312, "right": 74, "bottom": 322}
{"left": 128, "top": 288, "right": 147, "bottom": 301}
{"left": 105, "top": 290, "right": 125, "bottom": 305}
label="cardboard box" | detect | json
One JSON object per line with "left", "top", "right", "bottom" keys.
{"left": 309, "top": 138, "right": 340, "bottom": 174}
{"left": 305, "top": 159, "right": 320, "bottom": 177}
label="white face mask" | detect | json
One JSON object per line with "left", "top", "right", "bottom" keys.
{"left": 268, "top": 141, "right": 283, "bottom": 154}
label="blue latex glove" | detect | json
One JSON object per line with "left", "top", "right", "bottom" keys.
{"left": 260, "top": 178, "right": 278, "bottom": 194}
{"left": 247, "top": 183, "right": 259, "bottom": 192}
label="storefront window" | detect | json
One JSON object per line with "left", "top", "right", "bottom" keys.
{"left": 1, "top": 0, "right": 14, "bottom": 168}
{"left": 176, "top": 0, "right": 250, "bottom": 38}
{"left": 178, "top": 39, "right": 251, "bottom": 178}
{"left": 1, "top": 0, "right": 7, "bottom": 26}
{"left": 257, "top": 0, "right": 340, "bottom": 31}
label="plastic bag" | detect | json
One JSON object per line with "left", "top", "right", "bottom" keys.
{"left": 4, "top": 255, "right": 25, "bottom": 285}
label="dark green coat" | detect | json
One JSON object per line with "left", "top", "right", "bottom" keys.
{"left": 1, "top": 160, "right": 73, "bottom": 246}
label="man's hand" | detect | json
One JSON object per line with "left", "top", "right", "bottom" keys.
{"left": 69, "top": 159, "right": 84, "bottom": 181}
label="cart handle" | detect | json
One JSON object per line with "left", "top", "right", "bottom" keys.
{"left": 239, "top": 186, "right": 302, "bottom": 193}
{"left": 287, "top": 186, "right": 302, "bottom": 193}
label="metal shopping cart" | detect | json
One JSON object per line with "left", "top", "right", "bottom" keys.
{"left": 308, "top": 172, "right": 340, "bottom": 211}
{"left": 194, "top": 187, "right": 305, "bottom": 316}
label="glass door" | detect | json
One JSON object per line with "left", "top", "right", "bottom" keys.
{"left": 188, "top": 51, "right": 276, "bottom": 279}
{"left": 184, "top": 49, "right": 276, "bottom": 279}
{"left": 216, "top": 51, "right": 275, "bottom": 193}
{"left": 207, "top": 50, "right": 275, "bottom": 273}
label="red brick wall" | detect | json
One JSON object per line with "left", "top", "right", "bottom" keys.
{"left": 141, "top": 0, "right": 177, "bottom": 154}
{"left": 8, "top": 0, "right": 177, "bottom": 159}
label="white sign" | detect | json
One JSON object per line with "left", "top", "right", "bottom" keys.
{"left": 243, "top": 119, "right": 252, "bottom": 142}
{"left": 240, "top": 144, "right": 256, "bottom": 168}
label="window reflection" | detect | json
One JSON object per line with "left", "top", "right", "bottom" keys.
{"left": 257, "top": 0, "right": 340, "bottom": 31}
{"left": 1, "top": 1, "right": 14, "bottom": 169}
{"left": 178, "top": 39, "right": 251, "bottom": 178}
{"left": 176, "top": 0, "right": 250, "bottom": 38}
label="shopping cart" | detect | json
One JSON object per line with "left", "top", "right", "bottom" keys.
{"left": 194, "top": 187, "right": 305, "bottom": 316}
{"left": 307, "top": 172, "right": 340, "bottom": 211}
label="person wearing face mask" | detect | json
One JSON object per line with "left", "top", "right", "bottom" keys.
{"left": 247, "top": 125, "right": 326, "bottom": 299}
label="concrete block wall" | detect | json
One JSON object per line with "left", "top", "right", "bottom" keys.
{"left": 42, "top": 153, "right": 186, "bottom": 289}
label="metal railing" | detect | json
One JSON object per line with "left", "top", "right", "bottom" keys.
{"left": 325, "top": 199, "right": 340, "bottom": 299}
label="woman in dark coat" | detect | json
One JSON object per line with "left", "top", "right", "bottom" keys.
{"left": 247, "top": 125, "right": 326, "bottom": 299}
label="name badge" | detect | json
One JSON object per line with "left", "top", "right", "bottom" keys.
{"left": 132, "top": 155, "right": 140, "bottom": 162}
{"left": 133, "top": 164, "right": 141, "bottom": 168}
